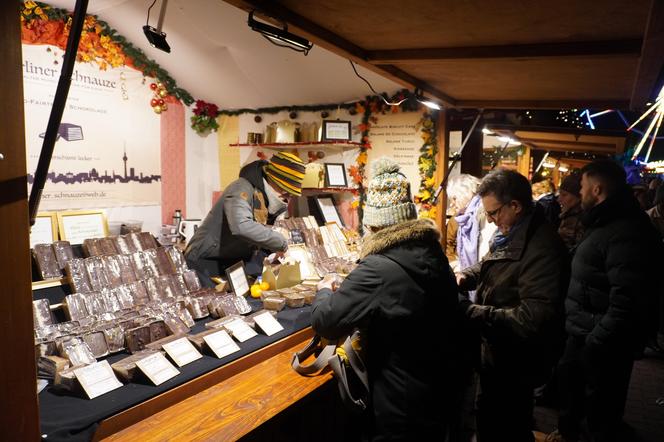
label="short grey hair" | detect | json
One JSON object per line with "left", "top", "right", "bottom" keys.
{"left": 447, "top": 174, "right": 481, "bottom": 213}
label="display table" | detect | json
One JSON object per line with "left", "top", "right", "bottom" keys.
{"left": 99, "top": 333, "right": 333, "bottom": 441}
{"left": 39, "top": 302, "right": 315, "bottom": 441}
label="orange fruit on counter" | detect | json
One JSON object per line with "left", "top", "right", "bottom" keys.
{"left": 250, "top": 284, "right": 262, "bottom": 298}
{"left": 260, "top": 281, "right": 270, "bottom": 291}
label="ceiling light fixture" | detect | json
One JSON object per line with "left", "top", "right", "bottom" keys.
{"left": 143, "top": 0, "right": 171, "bottom": 53}
{"left": 497, "top": 136, "right": 521, "bottom": 146}
{"left": 482, "top": 127, "right": 494, "bottom": 135}
{"left": 248, "top": 11, "right": 313, "bottom": 55}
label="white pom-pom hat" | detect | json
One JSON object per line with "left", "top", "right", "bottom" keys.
{"left": 363, "top": 157, "right": 417, "bottom": 228}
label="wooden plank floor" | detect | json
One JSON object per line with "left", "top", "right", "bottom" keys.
{"left": 102, "top": 340, "right": 333, "bottom": 441}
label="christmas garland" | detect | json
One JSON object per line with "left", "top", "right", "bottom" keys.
{"left": 20, "top": 1, "right": 194, "bottom": 105}
{"left": 348, "top": 90, "right": 438, "bottom": 226}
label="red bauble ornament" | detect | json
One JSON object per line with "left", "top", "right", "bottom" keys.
{"left": 150, "top": 83, "right": 158, "bottom": 91}
{"left": 158, "top": 99, "right": 165, "bottom": 106}
{"left": 150, "top": 98, "right": 158, "bottom": 107}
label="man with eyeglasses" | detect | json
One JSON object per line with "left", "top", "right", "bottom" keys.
{"left": 456, "top": 168, "right": 569, "bottom": 442}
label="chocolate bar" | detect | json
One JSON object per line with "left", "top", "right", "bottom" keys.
{"left": 187, "top": 329, "right": 220, "bottom": 352}
{"left": 185, "top": 297, "right": 209, "bottom": 319}
{"left": 114, "top": 234, "right": 136, "bottom": 254}
{"left": 33, "top": 244, "right": 62, "bottom": 279}
{"left": 60, "top": 337, "right": 96, "bottom": 366}
{"left": 52, "top": 241, "right": 75, "bottom": 271}
{"left": 148, "top": 320, "right": 170, "bottom": 342}
{"left": 117, "top": 254, "right": 137, "bottom": 284}
{"left": 204, "top": 315, "right": 242, "bottom": 330}
{"left": 99, "top": 288, "right": 121, "bottom": 313}
{"left": 63, "top": 294, "right": 90, "bottom": 321}
{"left": 33, "top": 299, "right": 53, "bottom": 328}
{"left": 163, "top": 314, "right": 189, "bottom": 335}
{"left": 262, "top": 296, "right": 286, "bottom": 312}
{"left": 178, "top": 307, "right": 195, "bottom": 328}
{"left": 145, "top": 333, "right": 186, "bottom": 351}
{"left": 165, "top": 246, "right": 188, "bottom": 272}
{"left": 82, "top": 331, "right": 109, "bottom": 358}
{"left": 282, "top": 293, "right": 305, "bottom": 308}
{"left": 125, "top": 325, "right": 151, "bottom": 353}
{"left": 112, "top": 285, "right": 135, "bottom": 310}
{"left": 38, "top": 355, "right": 70, "bottom": 380}
{"left": 170, "top": 274, "right": 188, "bottom": 297}
{"left": 127, "top": 232, "right": 144, "bottom": 252}
{"left": 85, "top": 256, "right": 110, "bottom": 291}
{"left": 138, "top": 232, "right": 158, "bottom": 250}
{"left": 101, "top": 255, "right": 124, "bottom": 287}
{"left": 182, "top": 269, "right": 202, "bottom": 292}
{"left": 128, "top": 280, "right": 150, "bottom": 305}
{"left": 155, "top": 247, "right": 176, "bottom": 275}
{"left": 82, "top": 238, "right": 102, "bottom": 257}
{"left": 35, "top": 340, "right": 57, "bottom": 360}
{"left": 102, "top": 325, "right": 125, "bottom": 353}
{"left": 140, "top": 249, "right": 161, "bottom": 278}
{"left": 301, "top": 290, "right": 316, "bottom": 305}
{"left": 157, "top": 275, "right": 177, "bottom": 300}
{"left": 82, "top": 292, "right": 105, "bottom": 316}
{"left": 111, "top": 350, "right": 159, "bottom": 382}
{"left": 98, "top": 237, "right": 118, "bottom": 255}
{"left": 65, "top": 259, "right": 93, "bottom": 293}
{"left": 244, "top": 309, "right": 278, "bottom": 329}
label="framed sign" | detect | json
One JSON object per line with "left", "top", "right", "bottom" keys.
{"left": 324, "top": 163, "right": 348, "bottom": 187}
{"left": 321, "top": 120, "right": 351, "bottom": 141}
{"left": 225, "top": 261, "right": 250, "bottom": 297}
{"left": 30, "top": 212, "right": 59, "bottom": 248}
{"left": 57, "top": 210, "right": 108, "bottom": 245}
{"left": 315, "top": 196, "right": 344, "bottom": 227}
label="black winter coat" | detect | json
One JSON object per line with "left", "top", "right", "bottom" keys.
{"left": 566, "top": 189, "right": 663, "bottom": 351}
{"left": 460, "top": 207, "right": 569, "bottom": 387}
{"left": 312, "top": 219, "right": 459, "bottom": 441}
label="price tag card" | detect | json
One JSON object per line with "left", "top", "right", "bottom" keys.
{"left": 162, "top": 337, "right": 203, "bottom": 367}
{"left": 135, "top": 352, "right": 180, "bottom": 385}
{"left": 203, "top": 330, "right": 241, "bottom": 358}
{"left": 253, "top": 312, "right": 284, "bottom": 336}
{"left": 225, "top": 319, "right": 258, "bottom": 342}
{"left": 73, "top": 360, "right": 123, "bottom": 399}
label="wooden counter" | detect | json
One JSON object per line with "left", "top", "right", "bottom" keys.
{"left": 96, "top": 327, "right": 333, "bottom": 441}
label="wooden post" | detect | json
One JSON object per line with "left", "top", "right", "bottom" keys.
{"left": 435, "top": 110, "right": 449, "bottom": 243}
{"left": 0, "top": 3, "right": 40, "bottom": 439}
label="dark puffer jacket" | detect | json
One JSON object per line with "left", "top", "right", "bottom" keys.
{"left": 566, "top": 188, "right": 663, "bottom": 350}
{"left": 312, "top": 219, "right": 459, "bottom": 441}
{"left": 460, "top": 207, "right": 569, "bottom": 387}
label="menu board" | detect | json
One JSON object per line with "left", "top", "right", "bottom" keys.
{"left": 57, "top": 210, "right": 108, "bottom": 244}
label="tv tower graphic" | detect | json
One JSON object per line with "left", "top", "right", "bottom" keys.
{"left": 123, "top": 142, "right": 128, "bottom": 179}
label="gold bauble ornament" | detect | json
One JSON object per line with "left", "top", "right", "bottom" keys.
{"left": 159, "top": 90, "right": 167, "bottom": 98}
{"left": 161, "top": 103, "right": 168, "bottom": 111}
{"left": 156, "top": 82, "right": 164, "bottom": 89}
{"left": 153, "top": 105, "right": 162, "bottom": 114}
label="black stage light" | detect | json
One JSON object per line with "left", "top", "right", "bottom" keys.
{"left": 143, "top": 25, "right": 170, "bottom": 53}
{"left": 248, "top": 11, "right": 313, "bottom": 55}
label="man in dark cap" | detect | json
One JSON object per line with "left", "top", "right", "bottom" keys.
{"left": 557, "top": 173, "right": 584, "bottom": 251}
{"left": 185, "top": 152, "right": 305, "bottom": 282}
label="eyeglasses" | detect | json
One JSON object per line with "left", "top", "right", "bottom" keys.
{"left": 486, "top": 203, "right": 506, "bottom": 220}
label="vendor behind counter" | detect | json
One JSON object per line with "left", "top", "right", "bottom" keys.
{"left": 185, "top": 152, "right": 305, "bottom": 283}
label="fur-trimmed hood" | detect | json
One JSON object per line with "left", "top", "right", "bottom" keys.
{"left": 361, "top": 218, "right": 441, "bottom": 258}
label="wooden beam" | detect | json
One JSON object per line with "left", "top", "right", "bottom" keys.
{"left": 435, "top": 110, "right": 448, "bottom": 241}
{"left": 631, "top": 0, "right": 664, "bottom": 109}
{"left": 368, "top": 39, "right": 643, "bottom": 63}
{"left": 221, "top": 0, "right": 458, "bottom": 107}
{"left": 0, "top": 2, "right": 40, "bottom": 440}
{"left": 455, "top": 99, "right": 631, "bottom": 110}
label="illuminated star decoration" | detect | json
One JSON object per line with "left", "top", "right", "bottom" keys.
{"left": 629, "top": 85, "right": 664, "bottom": 162}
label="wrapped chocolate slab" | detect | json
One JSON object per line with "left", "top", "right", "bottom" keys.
{"left": 52, "top": 241, "right": 75, "bottom": 271}
{"left": 141, "top": 249, "right": 162, "bottom": 279}
{"left": 300, "top": 290, "right": 316, "bottom": 305}
{"left": 262, "top": 296, "right": 286, "bottom": 312}
{"left": 35, "top": 339, "right": 57, "bottom": 359}
{"left": 53, "top": 366, "right": 83, "bottom": 393}
{"left": 207, "top": 297, "right": 226, "bottom": 319}
{"left": 157, "top": 275, "right": 177, "bottom": 300}
{"left": 155, "top": 247, "right": 176, "bottom": 275}
{"left": 282, "top": 292, "right": 305, "bottom": 308}
{"left": 127, "top": 232, "right": 144, "bottom": 252}
{"left": 146, "top": 333, "right": 186, "bottom": 351}
{"left": 82, "top": 331, "right": 109, "bottom": 358}
{"left": 148, "top": 320, "right": 170, "bottom": 342}
{"left": 216, "top": 294, "right": 252, "bottom": 316}
{"left": 33, "top": 299, "right": 53, "bottom": 328}
{"left": 125, "top": 325, "right": 151, "bottom": 353}
{"left": 178, "top": 307, "right": 195, "bottom": 328}
{"left": 102, "top": 325, "right": 125, "bottom": 353}
{"left": 144, "top": 277, "right": 161, "bottom": 301}
{"left": 97, "top": 237, "right": 118, "bottom": 255}
{"left": 163, "top": 314, "right": 189, "bottom": 335}
{"left": 128, "top": 280, "right": 150, "bottom": 305}
{"left": 100, "top": 288, "right": 122, "bottom": 313}
{"left": 111, "top": 350, "right": 159, "bottom": 383}
{"left": 244, "top": 309, "right": 278, "bottom": 329}
{"left": 85, "top": 256, "right": 110, "bottom": 291}
{"left": 182, "top": 269, "right": 202, "bottom": 292}
{"left": 187, "top": 329, "right": 220, "bottom": 352}
{"left": 165, "top": 246, "right": 188, "bottom": 272}
{"left": 65, "top": 259, "right": 93, "bottom": 293}
{"left": 60, "top": 337, "right": 97, "bottom": 366}
{"left": 185, "top": 296, "right": 209, "bottom": 320}
{"left": 101, "top": 255, "right": 124, "bottom": 287}
{"left": 138, "top": 232, "right": 158, "bottom": 250}
{"left": 33, "top": 244, "right": 63, "bottom": 279}
{"left": 170, "top": 274, "right": 188, "bottom": 297}
{"left": 114, "top": 234, "right": 136, "bottom": 254}
{"left": 259, "top": 290, "right": 282, "bottom": 301}
{"left": 82, "top": 238, "right": 102, "bottom": 257}
{"left": 117, "top": 254, "right": 137, "bottom": 284}
{"left": 63, "top": 294, "right": 90, "bottom": 321}
{"left": 38, "top": 355, "right": 70, "bottom": 380}
{"left": 205, "top": 314, "right": 242, "bottom": 330}
{"left": 82, "top": 292, "right": 105, "bottom": 316}
{"left": 112, "top": 285, "right": 135, "bottom": 310}
{"left": 276, "top": 287, "right": 298, "bottom": 295}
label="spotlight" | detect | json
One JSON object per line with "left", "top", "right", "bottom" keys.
{"left": 144, "top": 0, "right": 170, "bottom": 53}
{"left": 418, "top": 98, "right": 441, "bottom": 110}
{"left": 248, "top": 11, "right": 313, "bottom": 55}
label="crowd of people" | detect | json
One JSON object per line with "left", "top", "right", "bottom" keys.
{"left": 311, "top": 158, "right": 664, "bottom": 442}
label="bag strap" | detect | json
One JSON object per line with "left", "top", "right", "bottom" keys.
{"left": 291, "top": 334, "right": 337, "bottom": 375}
{"left": 328, "top": 331, "right": 369, "bottom": 413}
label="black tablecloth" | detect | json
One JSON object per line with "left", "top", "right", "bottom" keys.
{"left": 39, "top": 301, "right": 313, "bottom": 441}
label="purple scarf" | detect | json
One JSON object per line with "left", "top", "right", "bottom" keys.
{"left": 455, "top": 194, "right": 482, "bottom": 270}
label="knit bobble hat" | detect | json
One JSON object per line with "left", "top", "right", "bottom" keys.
{"left": 560, "top": 173, "right": 581, "bottom": 197}
{"left": 363, "top": 157, "right": 417, "bottom": 228}
{"left": 264, "top": 151, "right": 306, "bottom": 196}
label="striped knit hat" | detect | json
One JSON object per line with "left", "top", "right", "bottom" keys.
{"left": 264, "top": 152, "right": 306, "bottom": 196}
{"left": 363, "top": 157, "right": 417, "bottom": 228}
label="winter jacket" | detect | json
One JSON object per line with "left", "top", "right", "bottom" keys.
{"left": 558, "top": 203, "right": 584, "bottom": 251}
{"left": 185, "top": 161, "right": 287, "bottom": 263}
{"left": 460, "top": 207, "right": 568, "bottom": 387}
{"left": 646, "top": 204, "right": 664, "bottom": 240}
{"left": 565, "top": 189, "right": 663, "bottom": 351}
{"left": 312, "top": 219, "right": 459, "bottom": 441}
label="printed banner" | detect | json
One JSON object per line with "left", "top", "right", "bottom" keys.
{"left": 367, "top": 112, "right": 422, "bottom": 195}
{"left": 23, "top": 44, "right": 161, "bottom": 209}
